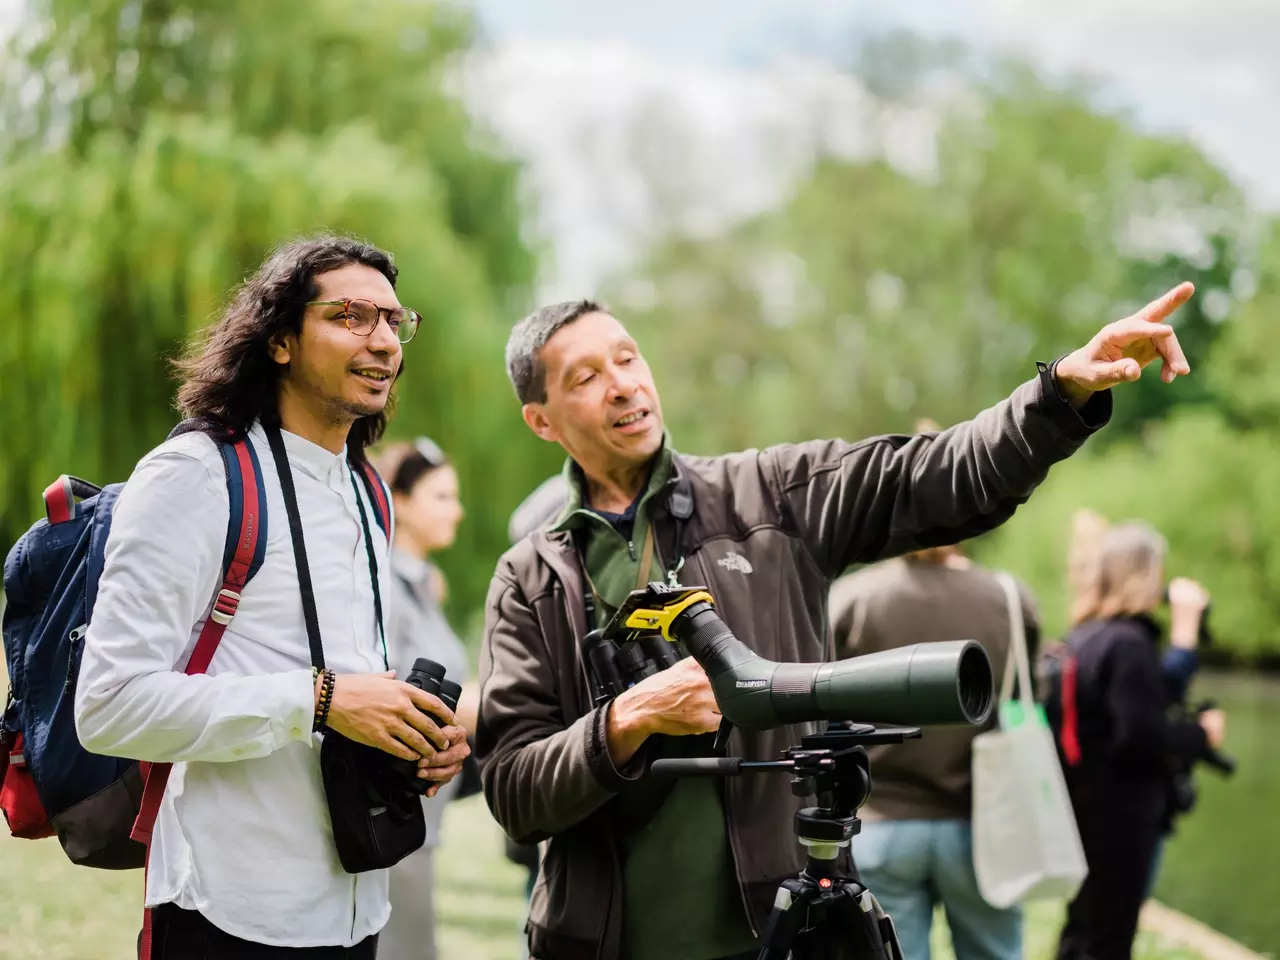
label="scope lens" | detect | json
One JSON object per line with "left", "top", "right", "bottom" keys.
{"left": 956, "top": 643, "right": 994, "bottom": 724}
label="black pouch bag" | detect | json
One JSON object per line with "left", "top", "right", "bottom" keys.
{"left": 267, "top": 423, "right": 427, "bottom": 874}
{"left": 319, "top": 731, "right": 425, "bottom": 873}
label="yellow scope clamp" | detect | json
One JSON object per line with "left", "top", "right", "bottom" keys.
{"left": 622, "top": 590, "right": 715, "bottom": 642}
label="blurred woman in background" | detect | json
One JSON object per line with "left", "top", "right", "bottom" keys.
{"left": 1055, "top": 520, "right": 1223, "bottom": 960}
{"left": 373, "top": 437, "right": 478, "bottom": 960}
{"left": 1064, "top": 510, "right": 1214, "bottom": 896}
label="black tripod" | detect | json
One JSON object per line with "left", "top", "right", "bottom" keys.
{"left": 652, "top": 721, "right": 920, "bottom": 960}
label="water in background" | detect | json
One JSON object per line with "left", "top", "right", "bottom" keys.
{"left": 1155, "top": 670, "right": 1280, "bottom": 957}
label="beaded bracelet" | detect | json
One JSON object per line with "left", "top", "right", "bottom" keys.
{"left": 313, "top": 668, "right": 336, "bottom": 733}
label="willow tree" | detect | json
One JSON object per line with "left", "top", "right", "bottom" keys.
{"left": 0, "top": 0, "right": 546, "bottom": 625}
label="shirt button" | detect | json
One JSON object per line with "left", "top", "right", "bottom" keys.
{"left": 291, "top": 726, "right": 302, "bottom": 737}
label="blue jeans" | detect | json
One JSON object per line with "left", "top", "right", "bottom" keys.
{"left": 855, "top": 820, "right": 1023, "bottom": 960}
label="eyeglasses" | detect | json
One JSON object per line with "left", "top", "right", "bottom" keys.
{"left": 307, "top": 299, "right": 421, "bottom": 344}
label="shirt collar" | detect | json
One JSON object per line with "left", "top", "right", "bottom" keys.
{"left": 249, "top": 420, "right": 350, "bottom": 484}
{"left": 551, "top": 431, "right": 676, "bottom": 532}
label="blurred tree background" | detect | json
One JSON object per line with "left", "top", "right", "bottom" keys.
{"left": 0, "top": 0, "right": 557, "bottom": 629}
{"left": 606, "top": 38, "right": 1273, "bottom": 660}
{"left": 1, "top": 6, "right": 1277, "bottom": 658}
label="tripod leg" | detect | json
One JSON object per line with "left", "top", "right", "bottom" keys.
{"left": 822, "top": 882, "right": 905, "bottom": 960}
{"left": 758, "top": 879, "right": 818, "bottom": 960}
{"left": 864, "top": 888, "right": 905, "bottom": 960}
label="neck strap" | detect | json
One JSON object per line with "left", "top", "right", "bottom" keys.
{"left": 265, "top": 424, "right": 387, "bottom": 671}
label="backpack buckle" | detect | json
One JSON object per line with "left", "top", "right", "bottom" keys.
{"left": 211, "top": 589, "right": 241, "bottom": 625}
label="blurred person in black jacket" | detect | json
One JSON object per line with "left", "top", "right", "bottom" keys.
{"left": 1053, "top": 521, "right": 1225, "bottom": 960}
{"left": 1060, "top": 510, "right": 1217, "bottom": 898}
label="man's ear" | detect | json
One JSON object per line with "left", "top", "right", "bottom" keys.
{"left": 268, "top": 329, "right": 293, "bottom": 366}
{"left": 522, "top": 403, "right": 558, "bottom": 443}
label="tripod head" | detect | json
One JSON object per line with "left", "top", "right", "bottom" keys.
{"left": 653, "top": 721, "right": 920, "bottom": 855}
{"left": 654, "top": 722, "right": 918, "bottom": 960}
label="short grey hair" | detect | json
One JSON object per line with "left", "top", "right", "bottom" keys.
{"left": 505, "top": 299, "right": 608, "bottom": 404}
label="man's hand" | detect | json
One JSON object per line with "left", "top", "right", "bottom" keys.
{"left": 1054, "top": 282, "right": 1195, "bottom": 408}
{"left": 605, "top": 657, "right": 721, "bottom": 767}
{"left": 321, "top": 670, "right": 455, "bottom": 762}
{"left": 416, "top": 725, "right": 471, "bottom": 798}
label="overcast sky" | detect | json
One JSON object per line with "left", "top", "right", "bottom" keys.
{"left": 2, "top": 0, "right": 1273, "bottom": 296}
{"left": 464, "top": 0, "right": 1280, "bottom": 296}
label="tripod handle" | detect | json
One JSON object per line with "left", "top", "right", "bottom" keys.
{"left": 651, "top": 758, "right": 742, "bottom": 779}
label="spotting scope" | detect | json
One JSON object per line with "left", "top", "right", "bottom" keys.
{"left": 600, "top": 582, "right": 993, "bottom": 730}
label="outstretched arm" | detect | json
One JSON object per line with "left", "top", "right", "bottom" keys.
{"left": 767, "top": 284, "right": 1195, "bottom": 576}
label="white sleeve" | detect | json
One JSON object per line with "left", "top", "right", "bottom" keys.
{"left": 74, "top": 441, "right": 315, "bottom": 763}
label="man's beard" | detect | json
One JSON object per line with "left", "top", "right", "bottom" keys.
{"left": 343, "top": 397, "right": 385, "bottom": 419}
{"left": 322, "top": 391, "right": 385, "bottom": 426}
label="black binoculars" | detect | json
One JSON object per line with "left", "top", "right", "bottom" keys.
{"left": 385, "top": 657, "right": 463, "bottom": 794}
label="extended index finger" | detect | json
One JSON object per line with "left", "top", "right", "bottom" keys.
{"left": 1136, "top": 281, "right": 1195, "bottom": 324}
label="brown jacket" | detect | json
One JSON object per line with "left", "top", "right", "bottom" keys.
{"left": 829, "top": 557, "right": 1041, "bottom": 821}
{"left": 476, "top": 365, "right": 1109, "bottom": 960}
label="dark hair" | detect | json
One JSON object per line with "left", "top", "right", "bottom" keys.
{"left": 372, "top": 437, "right": 450, "bottom": 496}
{"left": 174, "top": 234, "right": 399, "bottom": 457}
{"left": 505, "top": 298, "right": 608, "bottom": 404}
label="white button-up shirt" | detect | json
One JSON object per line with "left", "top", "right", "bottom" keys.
{"left": 75, "top": 421, "right": 395, "bottom": 948}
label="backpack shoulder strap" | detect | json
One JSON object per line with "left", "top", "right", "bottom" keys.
{"left": 211, "top": 434, "right": 270, "bottom": 618}
{"left": 1059, "top": 651, "right": 1082, "bottom": 767}
{"left": 132, "top": 427, "right": 271, "bottom": 960}
{"left": 352, "top": 457, "right": 391, "bottom": 540}
{"left": 131, "top": 430, "right": 268, "bottom": 838}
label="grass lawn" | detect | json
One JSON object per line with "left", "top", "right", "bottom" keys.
{"left": 0, "top": 793, "right": 1207, "bottom": 960}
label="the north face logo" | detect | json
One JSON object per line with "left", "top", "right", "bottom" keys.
{"left": 717, "top": 552, "right": 753, "bottom": 575}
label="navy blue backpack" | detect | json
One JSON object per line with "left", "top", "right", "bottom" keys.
{"left": 0, "top": 422, "right": 271, "bottom": 869}
{"left": 0, "top": 420, "right": 394, "bottom": 874}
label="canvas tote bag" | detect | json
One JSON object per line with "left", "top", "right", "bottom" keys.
{"left": 971, "top": 571, "right": 1088, "bottom": 908}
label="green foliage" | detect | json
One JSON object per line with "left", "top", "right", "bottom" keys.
{"left": 3, "top": 7, "right": 1277, "bottom": 658}
{"left": 970, "top": 410, "right": 1280, "bottom": 656}
{"left": 0, "top": 0, "right": 542, "bottom": 624}
{"left": 972, "top": 224, "right": 1280, "bottom": 657}
{"left": 613, "top": 64, "right": 1249, "bottom": 456}
{"left": 606, "top": 60, "right": 1280, "bottom": 658}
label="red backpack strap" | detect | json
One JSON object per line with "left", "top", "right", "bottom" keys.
{"left": 132, "top": 433, "right": 266, "bottom": 960}
{"left": 1060, "top": 654, "right": 1083, "bottom": 767}
{"left": 354, "top": 459, "right": 391, "bottom": 540}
